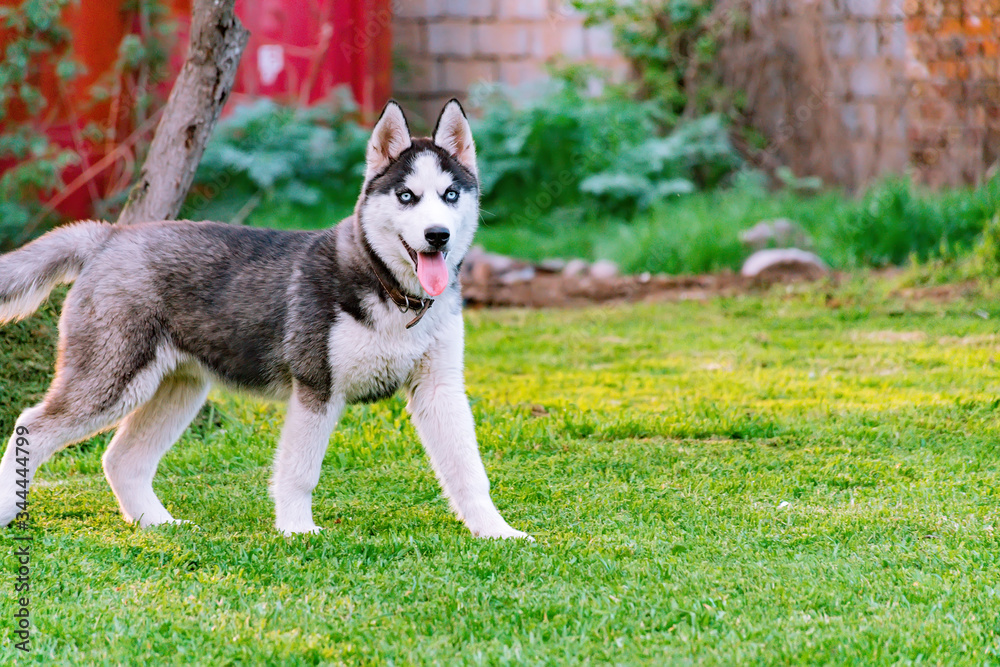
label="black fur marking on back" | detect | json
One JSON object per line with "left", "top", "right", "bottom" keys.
{"left": 365, "top": 138, "right": 478, "bottom": 197}
{"left": 149, "top": 223, "right": 309, "bottom": 393}
{"left": 284, "top": 231, "right": 339, "bottom": 405}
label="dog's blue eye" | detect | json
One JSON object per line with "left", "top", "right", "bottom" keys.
{"left": 398, "top": 190, "right": 413, "bottom": 203}
{"left": 444, "top": 189, "right": 459, "bottom": 203}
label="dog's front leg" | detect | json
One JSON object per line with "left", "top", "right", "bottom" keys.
{"left": 271, "top": 383, "right": 344, "bottom": 535}
{"left": 407, "top": 330, "right": 529, "bottom": 540}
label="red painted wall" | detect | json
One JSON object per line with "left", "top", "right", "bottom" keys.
{"left": 0, "top": 0, "right": 392, "bottom": 219}
{"left": 231, "top": 0, "right": 392, "bottom": 117}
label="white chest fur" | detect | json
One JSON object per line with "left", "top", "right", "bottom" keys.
{"left": 327, "top": 295, "right": 451, "bottom": 403}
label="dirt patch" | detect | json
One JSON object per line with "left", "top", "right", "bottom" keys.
{"left": 461, "top": 264, "right": 835, "bottom": 309}
{"left": 888, "top": 281, "right": 983, "bottom": 303}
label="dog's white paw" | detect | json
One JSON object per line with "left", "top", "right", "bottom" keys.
{"left": 501, "top": 530, "right": 535, "bottom": 542}
{"left": 136, "top": 512, "right": 185, "bottom": 529}
{"left": 278, "top": 523, "right": 323, "bottom": 536}
{"left": 0, "top": 504, "right": 20, "bottom": 528}
{"left": 474, "top": 524, "right": 534, "bottom": 541}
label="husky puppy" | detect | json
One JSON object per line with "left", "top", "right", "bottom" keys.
{"left": 0, "top": 100, "right": 529, "bottom": 539}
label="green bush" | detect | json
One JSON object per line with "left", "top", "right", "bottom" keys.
{"left": 572, "top": 0, "right": 740, "bottom": 125}
{"left": 469, "top": 81, "right": 654, "bottom": 221}
{"left": 470, "top": 81, "right": 742, "bottom": 222}
{"left": 579, "top": 113, "right": 741, "bottom": 215}
{"left": 184, "top": 92, "right": 369, "bottom": 223}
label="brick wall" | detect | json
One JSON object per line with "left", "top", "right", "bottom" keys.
{"left": 905, "top": 0, "right": 1000, "bottom": 187}
{"left": 719, "top": 0, "right": 999, "bottom": 190}
{"left": 392, "top": 0, "right": 627, "bottom": 127}
{"left": 393, "top": 0, "right": 998, "bottom": 189}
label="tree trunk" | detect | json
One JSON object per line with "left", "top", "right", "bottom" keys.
{"left": 116, "top": 0, "right": 249, "bottom": 225}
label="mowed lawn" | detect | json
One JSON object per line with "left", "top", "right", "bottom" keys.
{"left": 3, "top": 281, "right": 1000, "bottom": 664}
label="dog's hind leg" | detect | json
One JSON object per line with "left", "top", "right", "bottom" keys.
{"left": 102, "top": 368, "right": 208, "bottom": 528}
{"left": 0, "top": 326, "right": 182, "bottom": 526}
{"left": 0, "top": 400, "right": 127, "bottom": 526}
{"left": 0, "top": 363, "right": 166, "bottom": 527}
{"left": 270, "top": 383, "right": 343, "bottom": 536}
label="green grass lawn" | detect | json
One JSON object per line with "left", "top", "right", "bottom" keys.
{"left": 3, "top": 279, "right": 1000, "bottom": 664}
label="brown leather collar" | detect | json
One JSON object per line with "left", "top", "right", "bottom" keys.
{"left": 366, "top": 245, "right": 434, "bottom": 329}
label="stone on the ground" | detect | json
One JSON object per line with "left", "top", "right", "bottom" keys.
{"left": 562, "top": 258, "right": 589, "bottom": 277}
{"left": 462, "top": 245, "right": 528, "bottom": 283}
{"left": 589, "top": 260, "right": 619, "bottom": 280}
{"left": 740, "top": 248, "right": 829, "bottom": 279}
{"left": 471, "top": 261, "right": 492, "bottom": 284}
{"left": 461, "top": 246, "right": 486, "bottom": 281}
{"left": 537, "top": 258, "right": 567, "bottom": 273}
{"left": 740, "top": 218, "right": 812, "bottom": 249}
{"left": 480, "top": 252, "right": 518, "bottom": 274}
{"left": 498, "top": 266, "right": 536, "bottom": 285}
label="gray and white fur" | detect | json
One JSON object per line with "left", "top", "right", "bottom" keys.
{"left": 0, "top": 100, "right": 529, "bottom": 539}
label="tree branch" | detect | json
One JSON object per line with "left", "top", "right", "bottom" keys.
{"left": 116, "top": 0, "right": 249, "bottom": 225}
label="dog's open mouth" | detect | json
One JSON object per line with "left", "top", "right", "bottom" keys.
{"left": 401, "top": 237, "right": 449, "bottom": 297}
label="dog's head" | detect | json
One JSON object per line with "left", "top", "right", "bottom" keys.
{"left": 358, "top": 99, "right": 479, "bottom": 298}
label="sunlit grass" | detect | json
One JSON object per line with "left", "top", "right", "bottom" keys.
{"left": 2, "top": 279, "right": 1000, "bottom": 663}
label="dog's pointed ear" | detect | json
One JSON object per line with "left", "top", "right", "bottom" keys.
{"left": 433, "top": 99, "right": 477, "bottom": 178}
{"left": 366, "top": 100, "right": 412, "bottom": 180}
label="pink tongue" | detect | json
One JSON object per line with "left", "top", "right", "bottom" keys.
{"left": 416, "top": 252, "right": 448, "bottom": 296}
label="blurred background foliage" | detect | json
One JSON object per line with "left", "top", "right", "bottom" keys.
{"left": 0, "top": 0, "right": 176, "bottom": 249}
{"left": 183, "top": 0, "right": 1000, "bottom": 279}
{"left": 0, "top": 0, "right": 80, "bottom": 249}
{"left": 1, "top": 0, "right": 998, "bottom": 280}
{"left": 181, "top": 92, "right": 370, "bottom": 225}
{"left": 178, "top": 73, "right": 999, "bottom": 279}
{"left": 571, "top": 0, "right": 741, "bottom": 125}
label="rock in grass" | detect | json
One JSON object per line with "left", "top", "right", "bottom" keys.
{"left": 741, "top": 248, "right": 828, "bottom": 281}
{"left": 562, "top": 258, "right": 589, "bottom": 278}
{"left": 498, "top": 266, "right": 536, "bottom": 285}
{"left": 463, "top": 245, "right": 528, "bottom": 284}
{"left": 589, "top": 260, "right": 619, "bottom": 280}
{"left": 537, "top": 258, "right": 567, "bottom": 273}
{"left": 460, "top": 245, "right": 485, "bottom": 279}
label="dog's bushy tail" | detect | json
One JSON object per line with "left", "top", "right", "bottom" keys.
{"left": 0, "top": 220, "right": 114, "bottom": 324}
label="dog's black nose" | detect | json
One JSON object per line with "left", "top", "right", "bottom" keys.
{"left": 424, "top": 226, "right": 450, "bottom": 250}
